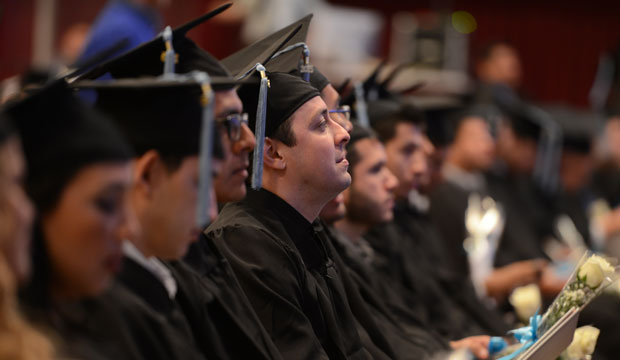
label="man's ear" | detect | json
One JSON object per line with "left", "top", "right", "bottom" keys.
{"left": 133, "top": 150, "right": 165, "bottom": 197}
{"left": 263, "top": 137, "right": 286, "bottom": 170}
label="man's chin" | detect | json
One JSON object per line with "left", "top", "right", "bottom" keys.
{"left": 216, "top": 185, "right": 247, "bottom": 204}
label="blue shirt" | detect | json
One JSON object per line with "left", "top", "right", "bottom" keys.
{"left": 77, "top": 0, "right": 161, "bottom": 68}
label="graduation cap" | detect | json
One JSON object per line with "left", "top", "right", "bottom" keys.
{"left": 74, "top": 3, "right": 236, "bottom": 90}
{"left": 218, "top": 17, "right": 308, "bottom": 189}
{"left": 1, "top": 80, "right": 133, "bottom": 213}
{"left": 544, "top": 106, "right": 603, "bottom": 153}
{"left": 343, "top": 61, "right": 424, "bottom": 127}
{"left": 73, "top": 73, "right": 221, "bottom": 228}
{"left": 221, "top": 15, "right": 311, "bottom": 79}
{"left": 238, "top": 72, "right": 320, "bottom": 188}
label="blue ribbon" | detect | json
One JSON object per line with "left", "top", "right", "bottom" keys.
{"left": 497, "top": 311, "right": 541, "bottom": 360}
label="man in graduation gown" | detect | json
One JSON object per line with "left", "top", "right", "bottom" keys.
{"left": 206, "top": 72, "right": 375, "bottom": 359}
{"left": 361, "top": 101, "right": 512, "bottom": 339}
{"left": 77, "top": 9, "right": 289, "bottom": 358}
{"left": 428, "top": 107, "right": 545, "bottom": 303}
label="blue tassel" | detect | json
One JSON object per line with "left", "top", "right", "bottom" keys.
{"left": 162, "top": 26, "right": 176, "bottom": 77}
{"left": 353, "top": 81, "right": 370, "bottom": 127}
{"left": 268, "top": 42, "right": 312, "bottom": 82}
{"left": 251, "top": 64, "right": 269, "bottom": 190}
{"left": 194, "top": 72, "right": 215, "bottom": 228}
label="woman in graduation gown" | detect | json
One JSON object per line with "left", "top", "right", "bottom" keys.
{"left": 7, "top": 81, "right": 205, "bottom": 360}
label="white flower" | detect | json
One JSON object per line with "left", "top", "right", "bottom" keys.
{"left": 509, "top": 284, "right": 541, "bottom": 321}
{"left": 588, "top": 255, "right": 615, "bottom": 277}
{"left": 579, "top": 262, "right": 605, "bottom": 288}
{"left": 579, "top": 255, "right": 615, "bottom": 288}
{"left": 564, "top": 326, "right": 600, "bottom": 360}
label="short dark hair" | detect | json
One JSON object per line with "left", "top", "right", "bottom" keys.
{"left": 371, "top": 104, "right": 425, "bottom": 143}
{"left": 270, "top": 115, "right": 297, "bottom": 146}
{"left": 346, "top": 124, "right": 376, "bottom": 178}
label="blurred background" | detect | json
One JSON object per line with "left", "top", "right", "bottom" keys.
{"left": 1, "top": 0, "right": 620, "bottom": 108}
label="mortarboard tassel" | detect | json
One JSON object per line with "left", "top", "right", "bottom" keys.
{"left": 193, "top": 71, "right": 215, "bottom": 228}
{"left": 353, "top": 81, "right": 370, "bottom": 127}
{"left": 251, "top": 64, "right": 270, "bottom": 190}
{"left": 269, "top": 42, "right": 313, "bottom": 82}
{"left": 161, "top": 26, "right": 176, "bottom": 77}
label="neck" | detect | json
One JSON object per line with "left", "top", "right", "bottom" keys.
{"left": 445, "top": 151, "right": 474, "bottom": 174}
{"left": 333, "top": 217, "right": 368, "bottom": 244}
{"left": 262, "top": 177, "right": 331, "bottom": 223}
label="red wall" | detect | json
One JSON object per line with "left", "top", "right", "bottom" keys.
{"left": 2, "top": 0, "right": 620, "bottom": 107}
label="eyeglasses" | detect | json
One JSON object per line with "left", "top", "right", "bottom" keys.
{"left": 328, "top": 105, "right": 351, "bottom": 121}
{"left": 216, "top": 113, "right": 248, "bottom": 142}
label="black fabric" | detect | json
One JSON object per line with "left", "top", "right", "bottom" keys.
{"left": 222, "top": 15, "right": 312, "bottom": 79}
{"left": 206, "top": 188, "right": 372, "bottom": 360}
{"left": 95, "top": 283, "right": 207, "bottom": 360}
{"left": 486, "top": 171, "right": 554, "bottom": 267}
{"left": 390, "top": 199, "right": 511, "bottom": 336}
{"left": 545, "top": 105, "right": 602, "bottom": 153}
{"left": 324, "top": 224, "right": 448, "bottom": 359}
{"left": 117, "top": 258, "right": 196, "bottom": 341}
{"left": 3, "top": 80, "right": 132, "bottom": 213}
{"left": 21, "top": 283, "right": 206, "bottom": 360}
{"left": 183, "top": 235, "right": 284, "bottom": 360}
{"left": 241, "top": 72, "right": 320, "bottom": 137}
{"left": 91, "top": 81, "right": 204, "bottom": 157}
{"left": 428, "top": 181, "right": 473, "bottom": 277}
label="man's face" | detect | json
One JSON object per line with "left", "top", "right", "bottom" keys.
{"left": 453, "top": 116, "right": 495, "bottom": 171}
{"left": 344, "top": 138, "right": 398, "bottom": 225}
{"left": 143, "top": 156, "right": 205, "bottom": 260}
{"left": 384, "top": 122, "right": 429, "bottom": 199}
{"left": 213, "top": 89, "right": 255, "bottom": 203}
{"left": 279, "top": 96, "right": 351, "bottom": 200}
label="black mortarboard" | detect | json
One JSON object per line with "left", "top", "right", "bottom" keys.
{"left": 74, "top": 76, "right": 221, "bottom": 228}
{"left": 544, "top": 106, "right": 603, "bottom": 153}
{"left": 75, "top": 3, "right": 235, "bottom": 90}
{"left": 241, "top": 72, "right": 320, "bottom": 138}
{"left": 221, "top": 15, "right": 311, "bottom": 79}
{"left": 2, "top": 80, "right": 133, "bottom": 213}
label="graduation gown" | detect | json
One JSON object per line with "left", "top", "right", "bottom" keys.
{"left": 390, "top": 199, "right": 510, "bottom": 336}
{"left": 325, "top": 224, "right": 449, "bottom": 359}
{"left": 486, "top": 171, "right": 553, "bottom": 267}
{"left": 172, "top": 251, "right": 282, "bottom": 360}
{"left": 206, "top": 188, "right": 373, "bottom": 360}
{"left": 428, "top": 180, "right": 472, "bottom": 278}
{"left": 117, "top": 256, "right": 237, "bottom": 360}
{"left": 21, "top": 285, "right": 205, "bottom": 360}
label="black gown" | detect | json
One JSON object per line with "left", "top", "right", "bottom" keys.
{"left": 181, "top": 235, "right": 284, "bottom": 360}
{"left": 428, "top": 180, "right": 473, "bottom": 278}
{"left": 205, "top": 188, "right": 373, "bottom": 360}
{"left": 325, "top": 224, "right": 450, "bottom": 359}
{"left": 22, "top": 285, "right": 207, "bottom": 360}
{"left": 485, "top": 171, "right": 553, "bottom": 267}
{"left": 390, "top": 199, "right": 510, "bottom": 336}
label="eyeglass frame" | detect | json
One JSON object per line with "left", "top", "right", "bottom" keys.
{"left": 216, "top": 112, "right": 249, "bottom": 142}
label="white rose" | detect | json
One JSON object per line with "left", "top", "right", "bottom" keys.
{"left": 579, "top": 262, "right": 604, "bottom": 288}
{"left": 565, "top": 326, "right": 600, "bottom": 360}
{"left": 509, "top": 284, "right": 541, "bottom": 321}
{"left": 588, "top": 255, "right": 616, "bottom": 278}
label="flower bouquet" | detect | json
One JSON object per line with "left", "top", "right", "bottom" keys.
{"left": 537, "top": 252, "right": 617, "bottom": 336}
{"left": 491, "top": 252, "right": 617, "bottom": 360}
